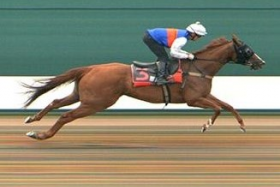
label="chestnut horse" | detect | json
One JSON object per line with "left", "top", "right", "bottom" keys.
{"left": 23, "top": 34, "right": 265, "bottom": 140}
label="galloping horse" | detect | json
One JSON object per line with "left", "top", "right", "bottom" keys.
{"left": 23, "top": 34, "right": 265, "bottom": 140}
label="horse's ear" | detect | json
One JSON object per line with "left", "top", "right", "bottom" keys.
{"left": 232, "top": 34, "right": 242, "bottom": 45}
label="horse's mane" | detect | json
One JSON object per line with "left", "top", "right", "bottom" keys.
{"left": 194, "top": 37, "right": 230, "bottom": 54}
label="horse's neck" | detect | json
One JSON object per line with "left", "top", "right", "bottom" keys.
{"left": 185, "top": 42, "right": 234, "bottom": 76}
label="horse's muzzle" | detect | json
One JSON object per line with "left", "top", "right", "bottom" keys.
{"left": 249, "top": 60, "right": 265, "bottom": 70}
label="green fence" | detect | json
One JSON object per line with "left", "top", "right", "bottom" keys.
{"left": 0, "top": 0, "right": 279, "bottom": 76}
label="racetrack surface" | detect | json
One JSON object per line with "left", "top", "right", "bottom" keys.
{"left": 1, "top": 115, "right": 280, "bottom": 187}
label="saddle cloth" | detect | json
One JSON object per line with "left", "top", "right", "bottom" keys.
{"left": 131, "top": 61, "right": 183, "bottom": 87}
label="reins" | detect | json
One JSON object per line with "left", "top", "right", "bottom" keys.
{"left": 196, "top": 57, "right": 226, "bottom": 64}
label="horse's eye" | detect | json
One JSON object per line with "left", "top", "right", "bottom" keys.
{"left": 244, "top": 48, "right": 254, "bottom": 58}
{"left": 246, "top": 49, "right": 251, "bottom": 54}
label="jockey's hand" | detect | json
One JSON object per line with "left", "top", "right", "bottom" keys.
{"left": 188, "top": 53, "right": 197, "bottom": 61}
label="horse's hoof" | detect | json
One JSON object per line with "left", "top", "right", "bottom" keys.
{"left": 240, "top": 127, "right": 246, "bottom": 133}
{"left": 24, "top": 116, "right": 32, "bottom": 124}
{"left": 26, "top": 131, "right": 39, "bottom": 139}
{"left": 201, "top": 125, "right": 207, "bottom": 133}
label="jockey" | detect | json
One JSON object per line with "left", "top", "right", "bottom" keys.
{"left": 143, "top": 21, "right": 207, "bottom": 85}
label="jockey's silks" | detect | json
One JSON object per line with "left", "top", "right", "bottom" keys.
{"left": 147, "top": 28, "right": 189, "bottom": 48}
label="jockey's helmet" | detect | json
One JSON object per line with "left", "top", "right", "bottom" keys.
{"left": 186, "top": 22, "right": 207, "bottom": 36}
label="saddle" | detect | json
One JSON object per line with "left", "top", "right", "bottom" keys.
{"left": 131, "top": 60, "right": 183, "bottom": 87}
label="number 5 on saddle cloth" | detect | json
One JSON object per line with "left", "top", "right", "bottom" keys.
{"left": 131, "top": 60, "right": 183, "bottom": 87}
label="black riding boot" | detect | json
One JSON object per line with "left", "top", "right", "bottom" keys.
{"left": 156, "top": 62, "right": 168, "bottom": 85}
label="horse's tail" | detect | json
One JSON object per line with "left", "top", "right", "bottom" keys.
{"left": 23, "top": 66, "right": 90, "bottom": 108}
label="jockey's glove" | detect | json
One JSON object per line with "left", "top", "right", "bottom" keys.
{"left": 188, "top": 53, "right": 195, "bottom": 60}
{"left": 188, "top": 53, "right": 197, "bottom": 61}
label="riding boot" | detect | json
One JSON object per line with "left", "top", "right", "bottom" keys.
{"left": 156, "top": 62, "right": 169, "bottom": 85}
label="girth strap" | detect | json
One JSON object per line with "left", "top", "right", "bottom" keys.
{"left": 162, "top": 85, "right": 171, "bottom": 106}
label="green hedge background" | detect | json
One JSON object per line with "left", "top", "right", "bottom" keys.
{"left": 0, "top": 0, "right": 279, "bottom": 76}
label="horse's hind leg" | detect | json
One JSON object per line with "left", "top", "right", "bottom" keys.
{"left": 26, "top": 103, "right": 95, "bottom": 140}
{"left": 25, "top": 92, "right": 79, "bottom": 124}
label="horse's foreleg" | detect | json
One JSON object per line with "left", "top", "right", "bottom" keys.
{"left": 187, "top": 97, "right": 222, "bottom": 132}
{"left": 25, "top": 93, "right": 79, "bottom": 124}
{"left": 207, "top": 95, "right": 245, "bottom": 132}
{"left": 26, "top": 104, "right": 95, "bottom": 140}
